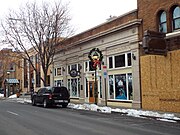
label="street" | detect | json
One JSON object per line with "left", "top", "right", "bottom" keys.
{"left": 0, "top": 100, "right": 179, "bottom": 135}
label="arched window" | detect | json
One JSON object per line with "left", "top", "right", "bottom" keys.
{"left": 159, "top": 11, "right": 167, "bottom": 33}
{"left": 172, "top": 6, "right": 180, "bottom": 30}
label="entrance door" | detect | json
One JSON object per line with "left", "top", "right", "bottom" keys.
{"left": 89, "top": 81, "right": 95, "bottom": 103}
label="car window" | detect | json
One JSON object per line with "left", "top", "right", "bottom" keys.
{"left": 52, "top": 87, "right": 69, "bottom": 95}
{"left": 38, "top": 88, "right": 45, "bottom": 94}
{"left": 45, "top": 88, "right": 51, "bottom": 93}
{"left": 37, "top": 89, "right": 42, "bottom": 94}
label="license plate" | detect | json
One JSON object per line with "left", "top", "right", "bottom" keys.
{"left": 54, "top": 100, "right": 63, "bottom": 103}
{"left": 54, "top": 100, "right": 68, "bottom": 103}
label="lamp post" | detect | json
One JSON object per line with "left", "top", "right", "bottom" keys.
{"left": 7, "top": 71, "right": 10, "bottom": 97}
{"left": 88, "top": 48, "right": 103, "bottom": 105}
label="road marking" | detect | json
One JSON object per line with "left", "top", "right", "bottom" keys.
{"left": 7, "top": 111, "right": 19, "bottom": 116}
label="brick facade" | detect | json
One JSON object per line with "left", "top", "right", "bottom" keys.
{"left": 138, "top": 0, "right": 180, "bottom": 39}
{"left": 138, "top": 0, "right": 180, "bottom": 112}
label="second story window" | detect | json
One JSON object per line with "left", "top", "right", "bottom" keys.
{"left": 172, "top": 6, "right": 180, "bottom": 30}
{"left": 108, "top": 52, "right": 132, "bottom": 69}
{"left": 159, "top": 11, "right": 167, "bottom": 33}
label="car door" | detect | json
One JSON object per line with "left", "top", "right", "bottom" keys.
{"left": 36, "top": 89, "right": 43, "bottom": 103}
{"left": 39, "top": 88, "right": 46, "bottom": 103}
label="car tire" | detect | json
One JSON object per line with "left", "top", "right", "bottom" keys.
{"left": 43, "top": 99, "right": 48, "bottom": 108}
{"left": 32, "top": 98, "right": 36, "bottom": 106}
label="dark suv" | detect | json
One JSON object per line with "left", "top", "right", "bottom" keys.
{"left": 31, "top": 86, "right": 70, "bottom": 108}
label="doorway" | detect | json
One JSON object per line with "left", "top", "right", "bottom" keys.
{"left": 89, "top": 81, "right": 95, "bottom": 103}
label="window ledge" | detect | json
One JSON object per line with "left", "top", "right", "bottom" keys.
{"left": 166, "top": 30, "right": 180, "bottom": 39}
{"left": 108, "top": 99, "right": 132, "bottom": 103}
{"left": 70, "top": 97, "right": 79, "bottom": 100}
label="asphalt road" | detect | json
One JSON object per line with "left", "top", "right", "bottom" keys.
{"left": 0, "top": 100, "right": 179, "bottom": 135}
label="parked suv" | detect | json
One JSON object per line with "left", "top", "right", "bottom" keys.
{"left": 31, "top": 86, "right": 70, "bottom": 108}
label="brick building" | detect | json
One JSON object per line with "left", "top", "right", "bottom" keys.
{"left": 138, "top": 0, "right": 180, "bottom": 112}
{"left": 0, "top": 49, "right": 22, "bottom": 96}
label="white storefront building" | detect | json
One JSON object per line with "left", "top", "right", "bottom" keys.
{"left": 52, "top": 10, "right": 142, "bottom": 108}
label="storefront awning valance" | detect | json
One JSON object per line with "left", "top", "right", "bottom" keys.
{"left": 5, "top": 79, "right": 19, "bottom": 84}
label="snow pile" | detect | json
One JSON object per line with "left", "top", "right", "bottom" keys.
{"left": 8, "top": 94, "right": 17, "bottom": 99}
{"left": 0, "top": 94, "right": 4, "bottom": 98}
{"left": 68, "top": 103, "right": 112, "bottom": 113}
{"left": 16, "top": 98, "right": 32, "bottom": 104}
{"left": 111, "top": 108, "right": 180, "bottom": 121}
{"left": 69, "top": 103, "right": 180, "bottom": 122}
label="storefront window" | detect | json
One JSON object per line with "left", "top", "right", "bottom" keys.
{"left": 78, "top": 78, "right": 80, "bottom": 97}
{"left": 67, "top": 79, "right": 71, "bottom": 92}
{"left": 67, "top": 78, "right": 80, "bottom": 98}
{"left": 71, "top": 79, "right": 77, "bottom": 97}
{"left": 109, "top": 75, "right": 114, "bottom": 99}
{"left": 115, "top": 74, "right": 127, "bottom": 100}
{"left": 108, "top": 73, "right": 133, "bottom": 100}
{"left": 128, "top": 73, "right": 133, "bottom": 100}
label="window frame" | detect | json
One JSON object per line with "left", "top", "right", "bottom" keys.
{"left": 158, "top": 10, "right": 167, "bottom": 33}
{"left": 107, "top": 52, "right": 132, "bottom": 69}
{"left": 108, "top": 73, "right": 133, "bottom": 101}
{"left": 172, "top": 6, "right": 180, "bottom": 31}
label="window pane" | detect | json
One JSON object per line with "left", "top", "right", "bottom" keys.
{"left": 57, "top": 68, "right": 61, "bottom": 75}
{"left": 99, "top": 77, "right": 102, "bottom": 98}
{"left": 77, "top": 78, "right": 80, "bottom": 97}
{"left": 173, "top": 6, "right": 180, "bottom": 18}
{"left": 115, "top": 74, "right": 127, "bottom": 100}
{"left": 67, "top": 79, "right": 70, "bottom": 92}
{"left": 160, "top": 22, "right": 167, "bottom": 33}
{"left": 89, "top": 61, "right": 95, "bottom": 71}
{"left": 71, "top": 64, "right": 77, "bottom": 70}
{"left": 115, "top": 54, "right": 125, "bottom": 68}
{"left": 174, "top": 18, "right": 180, "bottom": 29}
{"left": 109, "top": 57, "right": 113, "bottom": 68}
{"left": 127, "top": 53, "right": 132, "bottom": 66}
{"left": 54, "top": 68, "right": 57, "bottom": 76}
{"left": 128, "top": 73, "right": 133, "bottom": 100}
{"left": 57, "top": 80, "right": 62, "bottom": 87}
{"left": 159, "top": 11, "right": 167, "bottom": 33}
{"left": 68, "top": 65, "right": 70, "bottom": 74}
{"left": 109, "top": 75, "right": 114, "bottom": 99}
{"left": 86, "top": 78, "right": 88, "bottom": 97}
{"left": 160, "top": 11, "right": 166, "bottom": 23}
{"left": 71, "top": 79, "right": 77, "bottom": 97}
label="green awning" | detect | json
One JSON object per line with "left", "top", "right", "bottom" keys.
{"left": 6, "top": 79, "right": 19, "bottom": 84}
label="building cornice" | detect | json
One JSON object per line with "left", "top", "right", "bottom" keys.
{"left": 65, "top": 19, "right": 142, "bottom": 49}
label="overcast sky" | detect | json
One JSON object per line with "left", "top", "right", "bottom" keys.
{"left": 0, "top": 0, "right": 137, "bottom": 35}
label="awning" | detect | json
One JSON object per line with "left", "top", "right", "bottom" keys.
{"left": 5, "top": 79, "right": 19, "bottom": 84}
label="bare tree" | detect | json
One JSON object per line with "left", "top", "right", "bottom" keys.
{"left": 1, "top": 1, "right": 73, "bottom": 86}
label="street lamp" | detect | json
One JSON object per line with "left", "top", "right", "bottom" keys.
{"left": 88, "top": 48, "right": 103, "bottom": 105}
{"left": 7, "top": 71, "right": 10, "bottom": 97}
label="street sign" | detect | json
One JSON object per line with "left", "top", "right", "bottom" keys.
{"left": 103, "top": 65, "right": 107, "bottom": 78}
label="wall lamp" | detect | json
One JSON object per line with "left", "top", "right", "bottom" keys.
{"left": 132, "top": 53, "right": 136, "bottom": 60}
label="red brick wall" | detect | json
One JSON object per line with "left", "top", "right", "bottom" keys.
{"left": 137, "top": 0, "right": 180, "bottom": 39}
